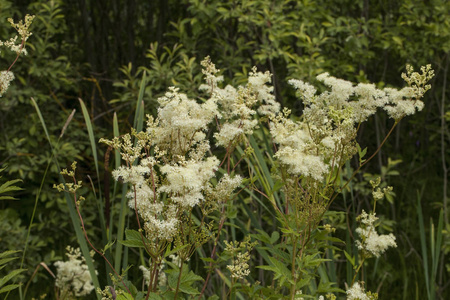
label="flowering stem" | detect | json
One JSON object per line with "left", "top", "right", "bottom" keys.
{"left": 70, "top": 178, "right": 133, "bottom": 297}
{"left": 7, "top": 39, "right": 25, "bottom": 72}
{"left": 327, "top": 118, "right": 402, "bottom": 209}
{"left": 290, "top": 235, "right": 298, "bottom": 300}
{"left": 227, "top": 278, "right": 235, "bottom": 300}
{"left": 198, "top": 206, "right": 227, "bottom": 299}
{"left": 351, "top": 257, "right": 365, "bottom": 285}
{"left": 133, "top": 185, "right": 157, "bottom": 259}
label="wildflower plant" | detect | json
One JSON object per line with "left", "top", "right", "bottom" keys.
{"left": 55, "top": 57, "right": 433, "bottom": 299}
{"left": 54, "top": 246, "right": 97, "bottom": 299}
{"left": 224, "top": 237, "right": 258, "bottom": 280}
{"left": 0, "top": 14, "right": 35, "bottom": 96}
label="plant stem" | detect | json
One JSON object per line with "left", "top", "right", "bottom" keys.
{"left": 327, "top": 118, "right": 401, "bottom": 209}
{"left": 198, "top": 207, "right": 227, "bottom": 299}
{"left": 174, "top": 260, "right": 184, "bottom": 299}
{"left": 71, "top": 175, "right": 133, "bottom": 297}
{"left": 290, "top": 235, "right": 298, "bottom": 300}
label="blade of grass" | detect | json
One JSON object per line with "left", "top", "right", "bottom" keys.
{"left": 342, "top": 161, "right": 356, "bottom": 285}
{"left": 79, "top": 98, "right": 113, "bottom": 284}
{"left": 416, "top": 190, "right": 431, "bottom": 299}
{"left": 248, "top": 135, "right": 282, "bottom": 207}
{"left": 112, "top": 112, "right": 130, "bottom": 273}
{"left": 79, "top": 98, "right": 106, "bottom": 233}
{"left": 31, "top": 98, "right": 101, "bottom": 299}
{"left": 431, "top": 209, "right": 443, "bottom": 299}
{"left": 14, "top": 107, "right": 75, "bottom": 299}
{"left": 133, "top": 71, "right": 146, "bottom": 133}
{"left": 18, "top": 157, "right": 51, "bottom": 300}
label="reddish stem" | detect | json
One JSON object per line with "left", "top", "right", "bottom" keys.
{"left": 7, "top": 39, "right": 25, "bottom": 72}
{"left": 70, "top": 175, "right": 133, "bottom": 297}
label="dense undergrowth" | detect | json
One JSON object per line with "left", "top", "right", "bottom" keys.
{"left": 0, "top": 0, "right": 449, "bottom": 299}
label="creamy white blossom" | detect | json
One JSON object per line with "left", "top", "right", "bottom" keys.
{"left": 112, "top": 165, "right": 150, "bottom": 186}
{"left": 276, "top": 66, "right": 432, "bottom": 182}
{"left": 355, "top": 210, "right": 397, "bottom": 258}
{"left": 0, "top": 71, "right": 14, "bottom": 97}
{"left": 346, "top": 282, "right": 371, "bottom": 300}
{"left": 288, "top": 79, "right": 317, "bottom": 102}
{"left": 209, "top": 66, "right": 280, "bottom": 147}
{"left": 159, "top": 156, "right": 219, "bottom": 208}
{"left": 54, "top": 246, "right": 96, "bottom": 297}
{"left": 208, "top": 174, "right": 243, "bottom": 203}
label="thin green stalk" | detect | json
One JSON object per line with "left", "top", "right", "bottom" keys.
{"left": 327, "top": 118, "right": 401, "bottom": 210}
{"left": 113, "top": 112, "right": 129, "bottom": 273}
{"left": 417, "top": 191, "right": 431, "bottom": 299}
{"left": 16, "top": 160, "right": 51, "bottom": 300}
{"left": 79, "top": 98, "right": 114, "bottom": 284}
{"left": 290, "top": 235, "right": 298, "bottom": 300}
{"left": 174, "top": 260, "right": 184, "bottom": 299}
{"left": 31, "top": 98, "right": 102, "bottom": 299}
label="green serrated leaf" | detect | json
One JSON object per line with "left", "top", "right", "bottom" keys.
{"left": 0, "top": 179, "right": 22, "bottom": 200}
{"left": 102, "top": 239, "right": 116, "bottom": 253}
{"left": 270, "top": 231, "right": 280, "bottom": 244}
{"left": 356, "top": 143, "right": 367, "bottom": 165}
{"left": 164, "top": 244, "right": 190, "bottom": 259}
{"left": 0, "top": 283, "right": 22, "bottom": 294}
{"left": 0, "top": 268, "right": 27, "bottom": 287}
{"left": 116, "top": 293, "right": 134, "bottom": 300}
{"left": 0, "top": 257, "right": 19, "bottom": 266}
{"left": 146, "top": 292, "right": 163, "bottom": 300}
{"left": 119, "top": 229, "right": 149, "bottom": 248}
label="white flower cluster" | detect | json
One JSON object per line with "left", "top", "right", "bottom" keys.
{"left": 224, "top": 238, "right": 257, "bottom": 280}
{"left": 54, "top": 246, "right": 96, "bottom": 297}
{"left": 102, "top": 71, "right": 244, "bottom": 242}
{"left": 152, "top": 86, "right": 218, "bottom": 155}
{"left": 270, "top": 109, "right": 330, "bottom": 181}
{"left": 355, "top": 210, "right": 397, "bottom": 258}
{"left": 0, "top": 71, "right": 14, "bottom": 97}
{"left": 205, "top": 173, "right": 243, "bottom": 203}
{"left": 0, "top": 14, "right": 35, "bottom": 55}
{"left": 200, "top": 58, "right": 280, "bottom": 147}
{"left": 346, "top": 282, "right": 378, "bottom": 300}
{"left": 384, "top": 65, "right": 434, "bottom": 120}
{"left": 271, "top": 66, "right": 433, "bottom": 182}
{"left": 159, "top": 156, "right": 219, "bottom": 208}
{"left": 0, "top": 14, "right": 34, "bottom": 97}
{"left": 227, "top": 251, "right": 251, "bottom": 279}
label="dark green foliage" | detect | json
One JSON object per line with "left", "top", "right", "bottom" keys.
{"left": 0, "top": 0, "right": 448, "bottom": 299}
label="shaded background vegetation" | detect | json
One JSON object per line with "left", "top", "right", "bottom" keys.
{"left": 0, "top": 0, "right": 448, "bottom": 298}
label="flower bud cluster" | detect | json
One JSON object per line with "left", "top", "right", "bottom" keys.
{"left": 224, "top": 238, "right": 257, "bottom": 280}
{"left": 0, "top": 14, "right": 34, "bottom": 97}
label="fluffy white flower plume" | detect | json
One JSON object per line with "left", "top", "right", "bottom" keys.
{"left": 0, "top": 71, "right": 14, "bottom": 97}
{"left": 159, "top": 156, "right": 219, "bottom": 208}
{"left": 276, "top": 66, "right": 433, "bottom": 182}
{"left": 346, "top": 282, "right": 371, "bottom": 300}
{"left": 54, "top": 246, "right": 96, "bottom": 297}
{"left": 355, "top": 210, "right": 397, "bottom": 258}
